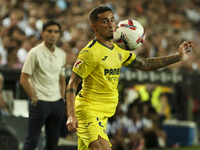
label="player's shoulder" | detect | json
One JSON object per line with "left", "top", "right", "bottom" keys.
{"left": 87, "top": 39, "right": 98, "bottom": 48}
{"left": 80, "top": 39, "right": 100, "bottom": 56}
{"left": 78, "top": 40, "right": 102, "bottom": 62}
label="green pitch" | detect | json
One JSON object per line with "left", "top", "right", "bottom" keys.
{"left": 146, "top": 145, "right": 200, "bottom": 150}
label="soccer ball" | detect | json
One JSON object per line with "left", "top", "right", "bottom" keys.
{"left": 114, "top": 19, "right": 145, "bottom": 50}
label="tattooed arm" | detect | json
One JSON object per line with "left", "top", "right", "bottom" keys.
{"left": 127, "top": 41, "right": 192, "bottom": 71}
{"left": 128, "top": 54, "right": 182, "bottom": 71}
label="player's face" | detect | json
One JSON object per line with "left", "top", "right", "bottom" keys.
{"left": 94, "top": 11, "right": 116, "bottom": 40}
{"left": 42, "top": 25, "right": 60, "bottom": 45}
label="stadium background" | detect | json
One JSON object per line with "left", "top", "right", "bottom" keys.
{"left": 1, "top": 0, "right": 200, "bottom": 150}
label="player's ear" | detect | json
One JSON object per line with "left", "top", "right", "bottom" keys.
{"left": 91, "top": 24, "right": 96, "bottom": 31}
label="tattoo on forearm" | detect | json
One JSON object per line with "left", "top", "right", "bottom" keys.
{"left": 128, "top": 55, "right": 181, "bottom": 71}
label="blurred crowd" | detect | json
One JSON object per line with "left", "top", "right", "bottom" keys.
{"left": 0, "top": 0, "right": 200, "bottom": 73}
{"left": 106, "top": 82, "right": 172, "bottom": 150}
{"left": 1, "top": 0, "right": 200, "bottom": 149}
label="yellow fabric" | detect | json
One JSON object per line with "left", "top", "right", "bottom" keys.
{"left": 73, "top": 39, "right": 136, "bottom": 117}
{"left": 134, "top": 84, "right": 173, "bottom": 93}
{"left": 139, "top": 86, "right": 162, "bottom": 113}
{"left": 138, "top": 85, "right": 171, "bottom": 119}
{"left": 76, "top": 110, "right": 110, "bottom": 150}
{"left": 164, "top": 102, "right": 171, "bottom": 119}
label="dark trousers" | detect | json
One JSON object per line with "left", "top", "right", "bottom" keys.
{"left": 23, "top": 98, "right": 64, "bottom": 150}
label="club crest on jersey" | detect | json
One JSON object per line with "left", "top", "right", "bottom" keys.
{"left": 118, "top": 53, "right": 122, "bottom": 61}
{"left": 74, "top": 59, "right": 83, "bottom": 68}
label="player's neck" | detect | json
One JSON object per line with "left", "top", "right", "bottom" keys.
{"left": 44, "top": 41, "right": 55, "bottom": 52}
{"left": 96, "top": 37, "right": 113, "bottom": 48}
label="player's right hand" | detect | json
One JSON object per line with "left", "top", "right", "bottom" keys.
{"left": 66, "top": 113, "right": 79, "bottom": 132}
{"left": 31, "top": 97, "right": 38, "bottom": 107}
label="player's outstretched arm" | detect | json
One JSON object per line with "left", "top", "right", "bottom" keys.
{"left": 66, "top": 72, "right": 81, "bottom": 132}
{"left": 127, "top": 41, "right": 192, "bottom": 71}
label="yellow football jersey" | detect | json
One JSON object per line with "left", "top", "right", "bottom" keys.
{"left": 73, "top": 39, "right": 136, "bottom": 117}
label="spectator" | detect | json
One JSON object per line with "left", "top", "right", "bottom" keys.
{"left": 0, "top": 93, "right": 9, "bottom": 116}
{"left": 126, "top": 102, "right": 146, "bottom": 150}
{"left": 0, "top": 35, "right": 11, "bottom": 66}
{"left": 1, "top": 47, "right": 22, "bottom": 69}
{"left": 10, "top": 26, "right": 26, "bottom": 45}
{"left": 0, "top": 73, "right": 4, "bottom": 92}
{"left": 2, "top": 9, "right": 20, "bottom": 28}
{"left": 24, "top": 17, "right": 40, "bottom": 39}
{"left": 140, "top": 101, "right": 167, "bottom": 148}
{"left": 0, "top": 73, "right": 9, "bottom": 116}
{"left": 17, "top": 40, "right": 32, "bottom": 64}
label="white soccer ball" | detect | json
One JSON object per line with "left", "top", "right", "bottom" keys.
{"left": 114, "top": 19, "right": 145, "bottom": 50}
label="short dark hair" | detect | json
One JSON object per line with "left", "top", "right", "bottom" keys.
{"left": 42, "top": 20, "right": 61, "bottom": 31}
{"left": 89, "top": 6, "right": 113, "bottom": 23}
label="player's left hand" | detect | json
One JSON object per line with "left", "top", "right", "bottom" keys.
{"left": 178, "top": 41, "right": 192, "bottom": 60}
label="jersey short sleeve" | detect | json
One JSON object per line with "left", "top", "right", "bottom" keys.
{"left": 122, "top": 51, "right": 136, "bottom": 67}
{"left": 21, "top": 49, "right": 37, "bottom": 75}
{"left": 73, "top": 49, "right": 97, "bottom": 79}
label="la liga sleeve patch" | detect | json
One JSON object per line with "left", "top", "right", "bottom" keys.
{"left": 74, "top": 59, "right": 83, "bottom": 68}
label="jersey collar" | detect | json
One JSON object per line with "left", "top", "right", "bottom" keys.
{"left": 96, "top": 39, "right": 114, "bottom": 50}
